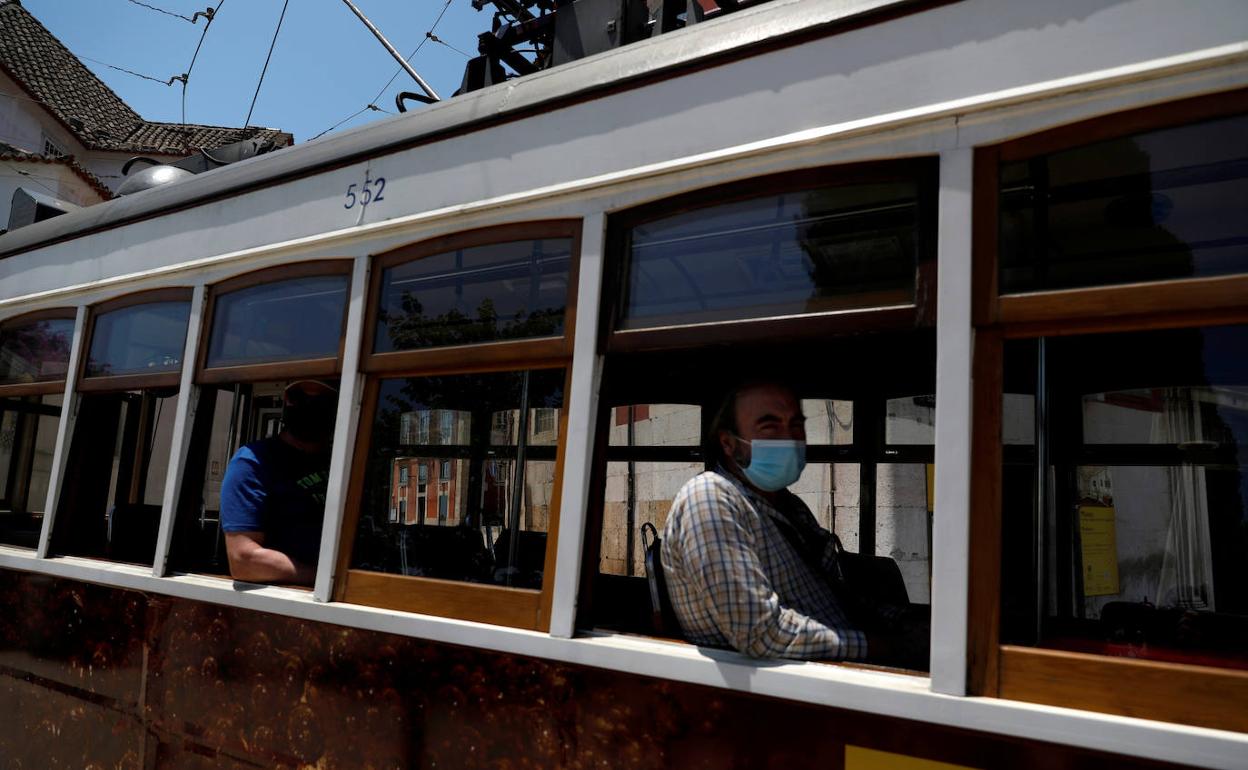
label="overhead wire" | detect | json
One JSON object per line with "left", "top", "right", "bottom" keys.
{"left": 75, "top": 53, "right": 182, "bottom": 86}
{"left": 243, "top": 0, "right": 290, "bottom": 127}
{"left": 124, "top": 0, "right": 197, "bottom": 23}
{"left": 0, "top": 161, "right": 64, "bottom": 198}
{"left": 426, "top": 32, "right": 471, "bottom": 58}
{"left": 309, "top": 0, "right": 454, "bottom": 141}
{"left": 182, "top": 0, "right": 226, "bottom": 125}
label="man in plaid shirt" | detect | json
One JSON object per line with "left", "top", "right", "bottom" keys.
{"left": 662, "top": 380, "right": 912, "bottom": 662}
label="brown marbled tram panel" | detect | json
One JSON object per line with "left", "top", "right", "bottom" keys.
{"left": 0, "top": 569, "right": 1198, "bottom": 770}
{"left": 0, "top": 672, "right": 144, "bottom": 769}
{"left": 0, "top": 571, "right": 145, "bottom": 707}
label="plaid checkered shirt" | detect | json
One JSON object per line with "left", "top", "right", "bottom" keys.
{"left": 660, "top": 468, "right": 869, "bottom": 661}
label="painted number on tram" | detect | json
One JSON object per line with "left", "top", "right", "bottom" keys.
{"left": 344, "top": 175, "right": 386, "bottom": 209}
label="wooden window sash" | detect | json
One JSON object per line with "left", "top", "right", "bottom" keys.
{"left": 75, "top": 288, "right": 193, "bottom": 393}
{"left": 196, "top": 260, "right": 352, "bottom": 383}
{"left": 602, "top": 160, "right": 939, "bottom": 352}
{"left": 973, "top": 89, "right": 1248, "bottom": 328}
{"left": 970, "top": 88, "right": 1248, "bottom": 729}
{"left": 338, "top": 223, "right": 582, "bottom": 631}
{"left": 0, "top": 307, "right": 78, "bottom": 396}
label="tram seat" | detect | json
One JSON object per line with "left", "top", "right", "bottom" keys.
{"left": 640, "top": 522, "right": 681, "bottom": 637}
{"left": 106, "top": 502, "right": 161, "bottom": 564}
{"left": 491, "top": 530, "right": 546, "bottom": 588}
{"left": 401, "top": 525, "right": 493, "bottom": 582}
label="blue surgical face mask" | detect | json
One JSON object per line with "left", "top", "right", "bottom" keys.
{"left": 733, "top": 437, "right": 806, "bottom": 492}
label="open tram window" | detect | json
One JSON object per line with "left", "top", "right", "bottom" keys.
{"left": 1000, "top": 325, "right": 1248, "bottom": 669}
{"left": 168, "top": 262, "right": 351, "bottom": 583}
{"left": 0, "top": 309, "right": 74, "bottom": 548}
{"left": 585, "top": 161, "right": 937, "bottom": 669}
{"left": 50, "top": 291, "right": 190, "bottom": 565}
{"left": 336, "top": 222, "right": 578, "bottom": 629}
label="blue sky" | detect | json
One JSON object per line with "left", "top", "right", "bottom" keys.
{"left": 24, "top": 0, "right": 490, "bottom": 143}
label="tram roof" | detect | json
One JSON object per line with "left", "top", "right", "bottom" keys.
{"left": 0, "top": 0, "right": 922, "bottom": 260}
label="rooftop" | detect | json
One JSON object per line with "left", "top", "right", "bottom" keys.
{"left": 0, "top": 0, "right": 292, "bottom": 155}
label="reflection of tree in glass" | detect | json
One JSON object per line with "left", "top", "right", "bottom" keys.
{"left": 1001, "top": 136, "right": 1195, "bottom": 291}
{"left": 0, "top": 321, "right": 70, "bottom": 381}
{"left": 382, "top": 292, "right": 562, "bottom": 350}
{"left": 798, "top": 186, "right": 916, "bottom": 310}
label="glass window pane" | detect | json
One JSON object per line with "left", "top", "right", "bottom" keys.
{"left": 0, "top": 317, "right": 74, "bottom": 385}
{"left": 620, "top": 180, "right": 921, "bottom": 329}
{"left": 374, "top": 238, "right": 572, "bottom": 353}
{"left": 0, "top": 393, "right": 62, "bottom": 548}
{"left": 1001, "top": 325, "right": 1248, "bottom": 669}
{"left": 885, "top": 395, "right": 935, "bottom": 444}
{"left": 86, "top": 301, "right": 189, "bottom": 377}
{"left": 351, "top": 369, "right": 565, "bottom": 589}
{"left": 999, "top": 113, "right": 1248, "bottom": 293}
{"left": 206, "top": 275, "right": 348, "bottom": 367}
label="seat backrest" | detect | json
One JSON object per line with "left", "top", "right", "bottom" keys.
{"left": 640, "top": 522, "right": 681, "bottom": 637}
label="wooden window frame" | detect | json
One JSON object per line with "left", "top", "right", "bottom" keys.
{"left": 77, "top": 287, "right": 193, "bottom": 393}
{"left": 580, "top": 160, "right": 941, "bottom": 643}
{"left": 968, "top": 90, "right": 1248, "bottom": 733}
{"left": 196, "top": 260, "right": 353, "bottom": 385}
{"left": 603, "top": 159, "right": 940, "bottom": 355}
{"left": 335, "top": 221, "right": 582, "bottom": 631}
{"left": 0, "top": 307, "right": 78, "bottom": 398}
{"left": 972, "top": 88, "right": 1248, "bottom": 330}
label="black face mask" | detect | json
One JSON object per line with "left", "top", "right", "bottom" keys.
{"left": 282, "top": 397, "right": 336, "bottom": 445}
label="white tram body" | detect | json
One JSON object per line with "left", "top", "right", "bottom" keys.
{"left": 0, "top": 1, "right": 1246, "bottom": 767}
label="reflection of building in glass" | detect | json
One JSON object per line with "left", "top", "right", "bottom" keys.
{"left": 391, "top": 408, "right": 472, "bottom": 526}
{"left": 389, "top": 407, "right": 560, "bottom": 533}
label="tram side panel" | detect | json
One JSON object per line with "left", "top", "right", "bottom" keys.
{"left": 0, "top": 568, "right": 1195, "bottom": 769}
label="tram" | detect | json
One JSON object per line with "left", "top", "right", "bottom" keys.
{"left": 1, "top": 0, "right": 1246, "bottom": 767}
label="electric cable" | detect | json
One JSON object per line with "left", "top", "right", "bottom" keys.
{"left": 124, "top": 0, "right": 196, "bottom": 23}
{"left": 243, "top": 0, "right": 290, "bottom": 128}
{"left": 309, "top": 0, "right": 453, "bottom": 141}
{"left": 426, "top": 32, "right": 471, "bottom": 58}
{"left": 76, "top": 54, "right": 181, "bottom": 86}
{"left": 182, "top": 0, "right": 225, "bottom": 125}
{"left": 0, "top": 161, "right": 64, "bottom": 198}
{"left": 368, "top": 0, "right": 453, "bottom": 106}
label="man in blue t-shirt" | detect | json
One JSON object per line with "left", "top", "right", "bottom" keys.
{"left": 220, "top": 380, "right": 336, "bottom": 585}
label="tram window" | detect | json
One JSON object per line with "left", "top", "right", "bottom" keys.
{"left": 84, "top": 301, "right": 189, "bottom": 377}
{"left": 1000, "top": 324, "right": 1248, "bottom": 669}
{"left": 0, "top": 394, "right": 62, "bottom": 548}
{"left": 998, "top": 112, "right": 1248, "bottom": 294}
{"left": 0, "top": 315, "right": 74, "bottom": 385}
{"left": 373, "top": 237, "right": 572, "bottom": 353}
{"left": 587, "top": 332, "right": 936, "bottom": 668}
{"left": 51, "top": 389, "right": 178, "bottom": 565}
{"left": 205, "top": 273, "right": 348, "bottom": 368}
{"left": 168, "top": 380, "right": 333, "bottom": 577}
{"left": 349, "top": 369, "right": 564, "bottom": 590}
{"left": 619, "top": 177, "right": 923, "bottom": 330}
